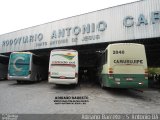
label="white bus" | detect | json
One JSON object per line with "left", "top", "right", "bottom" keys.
{"left": 8, "top": 52, "right": 48, "bottom": 83}
{"left": 98, "top": 43, "right": 148, "bottom": 88}
{"left": 0, "top": 55, "right": 9, "bottom": 80}
{"left": 48, "top": 49, "right": 78, "bottom": 85}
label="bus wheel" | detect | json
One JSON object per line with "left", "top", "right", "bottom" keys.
{"left": 39, "top": 74, "right": 42, "bottom": 81}
{"left": 35, "top": 74, "right": 39, "bottom": 81}
{"left": 100, "top": 80, "right": 105, "bottom": 89}
{"left": 17, "top": 80, "right": 21, "bottom": 84}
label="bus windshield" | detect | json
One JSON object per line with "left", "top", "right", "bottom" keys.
{"left": 9, "top": 53, "right": 31, "bottom": 76}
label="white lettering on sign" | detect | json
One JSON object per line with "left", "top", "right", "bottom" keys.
{"left": 123, "top": 11, "right": 160, "bottom": 27}
{"left": 51, "top": 21, "right": 107, "bottom": 39}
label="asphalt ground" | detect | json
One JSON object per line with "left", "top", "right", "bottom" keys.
{"left": 0, "top": 80, "right": 160, "bottom": 114}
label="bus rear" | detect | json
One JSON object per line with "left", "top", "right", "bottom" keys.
{"left": 102, "top": 43, "right": 148, "bottom": 88}
{"left": 48, "top": 49, "right": 78, "bottom": 85}
{"left": 8, "top": 52, "right": 32, "bottom": 81}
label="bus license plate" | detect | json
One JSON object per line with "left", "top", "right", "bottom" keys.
{"left": 60, "top": 76, "right": 66, "bottom": 79}
{"left": 126, "top": 78, "right": 133, "bottom": 81}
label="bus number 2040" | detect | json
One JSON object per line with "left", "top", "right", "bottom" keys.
{"left": 113, "top": 50, "right": 125, "bottom": 54}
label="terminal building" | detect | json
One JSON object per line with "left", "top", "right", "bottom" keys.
{"left": 0, "top": 0, "right": 160, "bottom": 70}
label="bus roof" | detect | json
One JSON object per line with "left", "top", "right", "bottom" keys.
{"left": 108, "top": 43, "right": 144, "bottom": 47}
{"left": 99, "top": 43, "right": 145, "bottom": 54}
{"left": 106, "top": 43, "right": 144, "bottom": 50}
{"left": 11, "top": 51, "right": 33, "bottom": 54}
{"left": 51, "top": 49, "right": 77, "bottom": 52}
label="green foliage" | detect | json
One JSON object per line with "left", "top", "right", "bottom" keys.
{"left": 148, "top": 68, "right": 160, "bottom": 74}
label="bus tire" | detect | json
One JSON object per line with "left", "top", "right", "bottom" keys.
{"left": 35, "top": 74, "right": 39, "bottom": 81}
{"left": 39, "top": 74, "right": 42, "bottom": 81}
{"left": 101, "top": 82, "right": 105, "bottom": 89}
{"left": 100, "top": 79, "right": 105, "bottom": 89}
{"left": 17, "top": 80, "right": 21, "bottom": 84}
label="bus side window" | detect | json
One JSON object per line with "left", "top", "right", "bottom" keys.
{"left": 105, "top": 50, "right": 108, "bottom": 64}
{"left": 33, "top": 55, "right": 47, "bottom": 66}
{"left": 0, "top": 57, "right": 9, "bottom": 65}
{"left": 33, "top": 55, "right": 41, "bottom": 65}
{"left": 101, "top": 53, "right": 105, "bottom": 66}
{"left": 101, "top": 50, "right": 107, "bottom": 65}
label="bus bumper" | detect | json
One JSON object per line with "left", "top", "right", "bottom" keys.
{"left": 102, "top": 74, "right": 148, "bottom": 88}
{"left": 48, "top": 78, "right": 78, "bottom": 85}
{"left": 8, "top": 75, "right": 31, "bottom": 81}
{"left": 105, "top": 80, "right": 148, "bottom": 88}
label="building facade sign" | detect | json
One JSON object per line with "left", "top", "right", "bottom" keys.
{"left": 0, "top": 0, "right": 160, "bottom": 53}
{"left": 123, "top": 11, "right": 160, "bottom": 27}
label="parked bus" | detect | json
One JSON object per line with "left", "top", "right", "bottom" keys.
{"left": 8, "top": 52, "right": 48, "bottom": 83}
{"left": 0, "top": 55, "right": 9, "bottom": 80}
{"left": 98, "top": 43, "right": 148, "bottom": 88}
{"left": 48, "top": 49, "right": 78, "bottom": 85}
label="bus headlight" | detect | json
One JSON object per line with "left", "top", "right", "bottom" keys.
{"left": 138, "top": 82, "right": 143, "bottom": 85}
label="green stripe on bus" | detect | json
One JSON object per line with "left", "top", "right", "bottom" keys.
{"left": 101, "top": 74, "right": 148, "bottom": 88}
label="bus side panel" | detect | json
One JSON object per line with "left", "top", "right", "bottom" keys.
{"left": 31, "top": 60, "right": 48, "bottom": 81}
{"left": 0, "top": 63, "right": 8, "bottom": 79}
{"left": 30, "top": 62, "right": 36, "bottom": 81}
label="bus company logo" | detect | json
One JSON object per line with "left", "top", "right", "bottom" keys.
{"left": 52, "top": 61, "right": 75, "bottom": 64}
{"left": 13, "top": 57, "right": 25, "bottom": 71}
{"left": 53, "top": 53, "right": 76, "bottom": 60}
{"left": 114, "top": 59, "right": 143, "bottom": 65}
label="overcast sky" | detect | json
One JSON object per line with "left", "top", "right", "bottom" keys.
{"left": 0, "top": 0, "right": 138, "bottom": 35}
